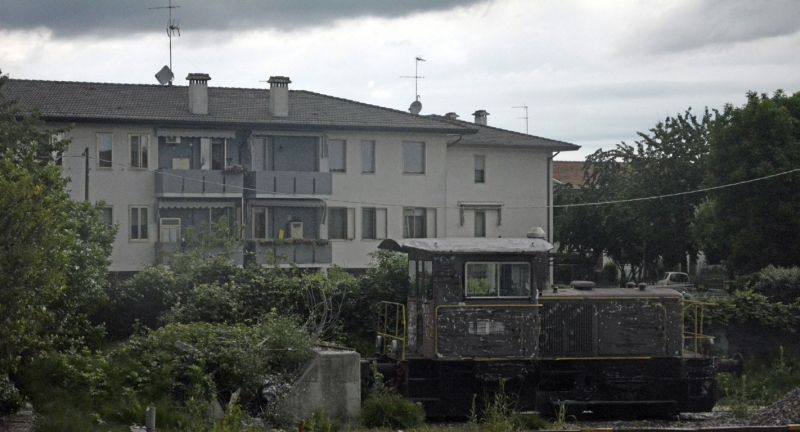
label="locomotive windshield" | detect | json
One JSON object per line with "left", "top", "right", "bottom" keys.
{"left": 465, "top": 262, "right": 530, "bottom": 297}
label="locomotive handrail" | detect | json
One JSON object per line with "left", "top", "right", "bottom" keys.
{"left": 377, "top": 301, "right": 406, "bottom": 360}
{"left": 684, "top": 300, "right": 715, "bottom": 356}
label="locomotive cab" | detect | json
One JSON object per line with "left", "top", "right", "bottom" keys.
{"left": 378, "top": 236, "right": 551, "bottom": 361}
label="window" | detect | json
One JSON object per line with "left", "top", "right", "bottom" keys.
{"left": 403, "top": 141, "right": 425, "bottom": 174}
{"left": 129, "top": 134, "right": 149, "bottom": 169}
{"left": 211, "top": 138, "right": 225, "bottom": 170}
{"left": 329, "top": 139, "right": 346, "bottom": 172}
{"left": 403, "top": 207, "right": 435, "bottom": 238}
{"left": 361, "top": 140, "right": 375, "bottom": 173}
{"left": 130, "top": 206, "right": 149, "bottom": 241}
{"left": 474, "top": 211, "right": 486, "bottom": 237}
{"left": 253, "top": 208, "right": 267, "bottom": 239}
{"left": 474, "top": 155, "right": 485, "bottom": 183}
{"left": 362, "top": 207, "right": 387, "bottom": 240}
{"left": 465, "top": 262, "right": 530, "bottom": 297}
{"left": 159, "top": 218, "right": 181, "bottom": 243}
{"left": 100, "top": 207, "right": 113, "bottom": 226}
{"left": 51, "top": 133, "right": 63, "bottom": 167}
{"left": 97, "top": 133, "right": 113, "bottom": 168}
{"left": 328, "top": 207, "right": 354, "bottom": 239}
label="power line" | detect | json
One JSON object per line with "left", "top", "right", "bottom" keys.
{"left": 76, "top": 153, "right": 799, "bottom": 210}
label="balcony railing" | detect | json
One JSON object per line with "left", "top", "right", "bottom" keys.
{"left": 245, "top": 171, "right": 332, "bottom": 196}
{"left": 248, "top": 241, "right": 332, "bottom": 265}
{"left": 155, "top": 242, "right": 244, "bottom": 266}
{"left": 156, "top": 169, "right": 244, "bottom": 197}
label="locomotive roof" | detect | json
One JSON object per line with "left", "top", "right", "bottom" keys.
{"left": 378, "top": 237, "right": 553, "bottom": 254}
{"left": 540, "top": 286, "right": 684, "bottom": 300}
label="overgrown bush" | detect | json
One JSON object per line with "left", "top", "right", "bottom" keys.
{"left": 700, "top": 290, "right": 800, "bottom": 329}
{"left": 361, "top": 363, "right": 424, "bottom": 429}
{"left": 601, "top": 262, "right": 618, "bottom": 286}
{"left": 735, "top": 265, "right": 800, "bottom": 304}
{"left": 0, "top": 375, "right": 23, "bottom": 416}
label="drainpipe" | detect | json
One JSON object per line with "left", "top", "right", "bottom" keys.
{"left": 547, "top": 151, "right": 560, "bottom": 286}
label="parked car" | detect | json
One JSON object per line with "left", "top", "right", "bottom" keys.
{"left": 657, "top": 272, "right": 693, "bottom": 287}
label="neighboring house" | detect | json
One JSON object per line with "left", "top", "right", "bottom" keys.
{"left": 553, "top": 161, "right": 591, "bottom": 188}
{"left": 4, "top": 74, "right": 579, "bottom": 274}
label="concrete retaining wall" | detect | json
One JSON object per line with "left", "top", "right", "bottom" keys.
{"left": 280, "top": 349, "right": 361, "bottom": 425}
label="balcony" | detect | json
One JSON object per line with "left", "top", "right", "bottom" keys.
{"left": 247, "top": 241, "right": 332, "bottom": 265}
{"left": 156, "top": 169, "right": 244, "bottom": 198}
{"left": 155, "top": 242, "right": 244, "bottom": 266}
{"left": 244, "top": 171, "right": 332, "bottom": 197}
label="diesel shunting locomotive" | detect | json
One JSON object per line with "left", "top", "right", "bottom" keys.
{"left": 368, "top": 229, "right": 741, "bottom": 418}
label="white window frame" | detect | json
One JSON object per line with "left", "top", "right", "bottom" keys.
{"left": 129, "top": 133, "right": 150, "bottom": 169}
{"left": 361, "top": 207, "right": 387, "bottom": 240}
{"left": 474, "top": 155, "right": 486, "bottom": 183}
{"left": 464, "top": 261, "right": 531, "bottom": 299}
{"left": 328, "top": 207, "right": 355, "bottom": 240}
{"left": 402, "top": 141, "right": 425, "bottom": 174}
{"left": 329, "top": 139, "right": 346, "bottom": 173}
{"left": 403, "top": 207, "right": 436, "bottom": 238}
{"left": 159, "top": 218, "right": 181, "bottom": 243}
{"left": 361, "top": 140, "right": 375, "bottom": 174}
{"left": 97, "top": 133, "right": 113, "bottom": 169}
{"left": 129, "top": 206, "right": 149, "bottom": 242}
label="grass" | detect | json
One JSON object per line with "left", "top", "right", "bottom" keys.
{"left": 717, "top": 347, "right": 800, "bottom": 418}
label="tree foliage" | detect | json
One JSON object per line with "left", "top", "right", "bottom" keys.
{"left": 555, "top": 109, "right": 710, "bottom": 282}
{"left": 696, "top": 91, "right": 800, "bottom": 273}
{"left": 0, "top": 71, "right": 115, "bottom": 414}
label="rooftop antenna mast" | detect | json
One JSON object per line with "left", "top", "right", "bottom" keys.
{"left": 401, "top": 56, "right": 426, "bottom": 114}
{"left": 513, "top": 104, "right": 529, "bottom": 134}
{"left": 401, "top": 56, "right": 426, "bottom": 101}
{"left": 149, "top": 0, "right": 181, "bottom": 85}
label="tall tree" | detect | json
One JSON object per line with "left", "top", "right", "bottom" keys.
{"left": 555, "top": 109, "right": 710, "bottom": 282}
{"left": 697, "top": 91, "right": 800, "bottom": 274}
{"left": 0, "top": 71, "right": 115, "bottom": 413}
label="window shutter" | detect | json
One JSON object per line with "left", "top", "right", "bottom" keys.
{"left": 347, "top": 208, "right": 356, "bottom": 240}
{"left": 376, "top": 208, "right": 387, "bottom": 239}
{"left": 426, "top": 208, "right": 436, "bottom": 238}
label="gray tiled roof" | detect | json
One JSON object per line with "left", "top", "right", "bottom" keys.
{"left": 2, "top": 79, "right": 474, "bottom": 134}
{"left": 429, "top": 114, "right": 579, "bottom": 151}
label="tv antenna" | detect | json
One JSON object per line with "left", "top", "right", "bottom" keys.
{"left": 149, "top": 0, "right": 181, "bottom": 85}
{"left": 513, "top": 104, "right": 529, "bottom": 134}
{"left": 401, "top": 56, "right": 426, "bottom": 114}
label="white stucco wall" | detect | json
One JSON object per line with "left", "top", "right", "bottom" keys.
{"left": 60, "top": 123, "right": 158, "bottom": 272}
{"left": 322, "top": 131, "right": 448, "bottom": 268}
{"left": 444, "top": 145, "right": 551, "bottom": 240}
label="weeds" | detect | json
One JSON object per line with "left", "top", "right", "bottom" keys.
{"left": 361, "top": 362, "right": 425, "bottom": 429}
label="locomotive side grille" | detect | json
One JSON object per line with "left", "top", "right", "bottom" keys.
{"left": 539, "top": 302, "right": 594, "bottom": 356}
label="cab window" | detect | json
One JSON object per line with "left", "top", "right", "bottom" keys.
{"left": 465, "top": 262, "right": 530, "bottom": 298}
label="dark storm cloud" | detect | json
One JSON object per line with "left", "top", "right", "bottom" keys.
{"left": 0, "top": 0, "right": 488, "bottom": 37}
{"left": 628, "top": 0, "right": 800, "bottom": 54}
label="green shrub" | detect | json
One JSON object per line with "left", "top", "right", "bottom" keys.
{"left": 361, "top": 393, "right": 425, "bottom": 429}
{"left": 699, "top": 290, "right": 800, "bottom": 329}
{"left": 361, "top": 363, "right": 424, "bottom": 429}
{"left": 0, "top": 375, "right": 23, "bottom": 416}
{"left": 742, "top": 265, "right": 800, "bottom": 304}
{"left": 601, "top": 262, "right": 618, "bottom": 286}
{"left": 305, "top": 407, "right": 339, "bottom": 432}
{"left": 718, "top": 347, "right": 800, "bottom": 414}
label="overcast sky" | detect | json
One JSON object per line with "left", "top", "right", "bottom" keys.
{"left": 2, "top": 0, "right": 799, "bottom": 160}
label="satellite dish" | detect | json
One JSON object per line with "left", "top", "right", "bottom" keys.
{"left": 155, "top": 65, "right": 174, "bottom": 85}
{"left": 408, "top": 100, "right": 422, "bottom": 115}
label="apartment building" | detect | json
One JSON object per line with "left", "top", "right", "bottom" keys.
{"left": 4, "top": 74, "right": 578, "bottom": 273}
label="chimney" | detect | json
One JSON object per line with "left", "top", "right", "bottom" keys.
{"left": 268, "top": 76, "right": 291, "bottom": 117}
{"left": 187, "top": 73, "right": 211, "bottom": 115}
{"left": 444, "top": 112, "right": 459, "bottom": 120}
{"left": 472, "top": 110, "right": 489, "bottom": 125}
